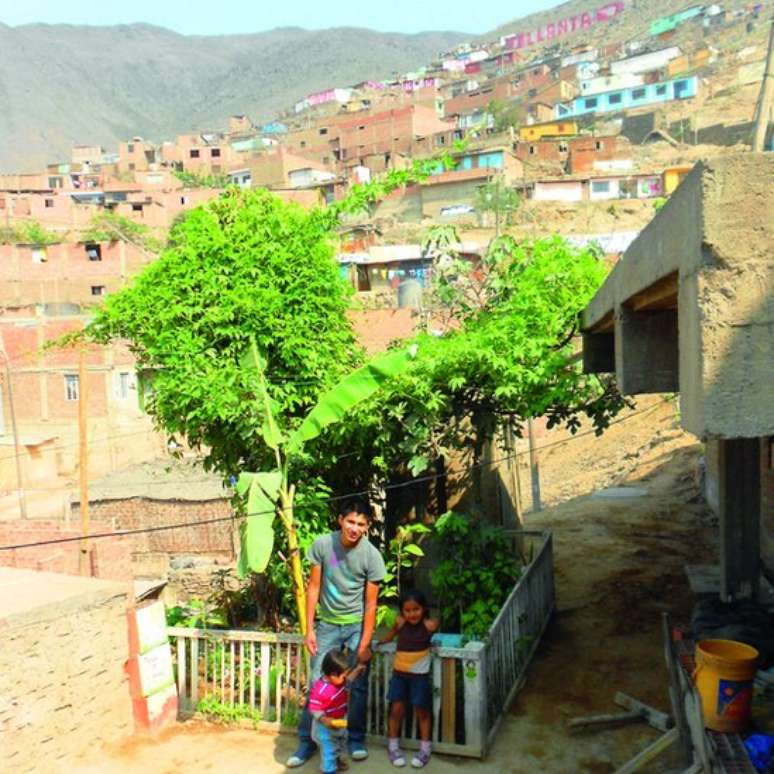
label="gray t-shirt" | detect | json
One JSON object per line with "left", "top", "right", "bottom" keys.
{"left": 307, "top": 531, "right": 386, "bottom": 625}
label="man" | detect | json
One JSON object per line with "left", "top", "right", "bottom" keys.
{"left": 287, "top": 497, "right": 385, "bottom": 768}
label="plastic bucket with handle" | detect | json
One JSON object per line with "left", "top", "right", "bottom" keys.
{"left": 694, "top": 639, "right": 759, "bottom": 732}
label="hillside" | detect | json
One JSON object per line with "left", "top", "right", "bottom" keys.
{"left": 0, "top": 23, "right": 466, "bottom": 172}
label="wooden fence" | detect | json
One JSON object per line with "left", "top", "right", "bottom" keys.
{"left": 168, "top": 529, "right": 554, "bottom": 758}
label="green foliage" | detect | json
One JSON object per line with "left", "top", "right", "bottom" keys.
{"left": 86, "top": 187, "right": 362, "bottom": 476}
{"left": 166, "top": 599, "right": 227, "bottom": 629}
{"left": 430, "top": 512, "right": 522, "bottom": 640}
{"left": 82, "top": 210, "right": 162, "bottom": 252}
{"left": 173, "top": 169, "right": 230, "bottom": 189}
{"left": 340, "top": 229, "right": 630, "bottom": 481}
{"left": 0, "top": 220, "right": 63, "bottom": 245}
{"left": 486, "top": 98, "right": 521, "bottom": 132}
{"left": 196, "top": 694, "right": 264, "bottom": 725}
{"left": 474, "top": 177, "right": 521, "bottom": 228}
{"left": 653, "top": 196, "right": 668, "bottom": 211}
{"left": 378, "top": 522, "right": 431, "bottom": 627}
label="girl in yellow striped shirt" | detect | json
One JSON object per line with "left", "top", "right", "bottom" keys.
{"left": 381, "top": 589, "right": 438, "bottom": 768}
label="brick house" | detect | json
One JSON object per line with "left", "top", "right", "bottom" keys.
{"left": 0, "top": 305, "right": 165, "bottom": 500}
{"left": 117, "top": 138, "right": 157, "bottom": 175}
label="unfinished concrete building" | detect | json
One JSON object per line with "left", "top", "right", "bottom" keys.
{"left": 581, "top": 154, "right": 774, "bottom": 601}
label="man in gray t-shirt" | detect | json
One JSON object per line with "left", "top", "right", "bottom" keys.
{"left": 287, "top": 498, "right": 385, "bottom": 768}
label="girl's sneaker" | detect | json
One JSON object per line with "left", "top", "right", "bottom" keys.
{"left": 411, "top": 750, "right": 431, "bottom": 768}
{"left": 389, "top": 747, "right": 407, "bottom": 767}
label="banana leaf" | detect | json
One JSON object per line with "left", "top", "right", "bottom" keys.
{"left": 236, "top": 470, "right": 283, "bottom": 576}
{"left": 241, "top": 339, "right": 284, "bottom": 450}
{"left": 285, "top": 344, "right": 417, "bottom": 456}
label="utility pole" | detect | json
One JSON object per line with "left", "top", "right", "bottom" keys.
{"left": 78, "top": 349, "right": 91, "bottom": 575}
{"left": 3, "top": 355, "right": 27, "bottom": 519}
{"left": 752, "top": 18, "right": 774, "bottom": 152}
{"left": 527, "top": 418, "right": 542, "bottom": 512}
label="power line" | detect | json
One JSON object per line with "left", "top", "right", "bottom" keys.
{"left": 0, "top": 397, "right": 672, "bottom": 552}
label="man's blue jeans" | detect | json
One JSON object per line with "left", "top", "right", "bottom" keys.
{"left": 297, "top": 621, "right": 370, "bottom": 755}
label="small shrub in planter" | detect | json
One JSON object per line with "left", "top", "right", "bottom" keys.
{"left": 430, "top": 511, "right": 522, "bottom": 641}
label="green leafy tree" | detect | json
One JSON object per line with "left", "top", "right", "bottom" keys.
{"left": 338, "top": 229, "right": 629, "bottom": 488}
{"left": 474, "top": 177, "right": 521, "bottom": 234}
{"left": 81, "top": 160, "right": 448, "bottom": 625}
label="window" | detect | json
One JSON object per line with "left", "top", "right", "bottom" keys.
{"left": 211, "top": 148, "right": 221, "bottom": 157}
{"left": 435, "top": 135, "right": 446, "bottom": 145}
{"left": 595, "top": 140, "right": 602, "bottom": 150}
{"left": 632, "top": 88, "right": 646, "bottom": 100}
{"left": 656, "top": 85, "right": 667, "bottom": 96}
{"left": 91, "top": 285, "right": 105, "bottom": 296}
{"left": 358, "top": 125, "right": 365, "bottom": 131}
{"left": 529, "top": 145, "right": 537, "bottom": 155}
{"left": 32, "top": 247, "right": 47, "bottom": 263}
{"left": 559, "top": 141, "right": 568, "bottom": 153}
{"left": 190, "top": 149, "right": 200, "bottom": 158}
{"left": 319, "top": 128, "right": 328, "bottom": 136}
{"left": 85, "top": 243, "right": 101, "bottom": 261}
{"left": 674, "top": 80, "right": 689, "bottom": 99}
{"left": 341, "top": 149, "right": 347, "bottom": 159}
{"left": 44, "top": 198, "right": 54, "bottom": 208}
{"left": 608, "top": 92, "right": 622, "bottom": 105}
{"left": 180, "top": 196, "right": 188, "bottom": 205}
{"left": 584, "top": 97, "right": 598, "bottom": 109}
{"left": 117, "top": 371, "right": 132, "bottom": 400}
{"left": 127, "top": 143, "right": 134, "bottom": 153}
{"left": 300, "top": 141, "right": 307, "bottom": 149}
{"left": 528, "top": 88, "right": 537, "bottom": 97}
{"left": 131, "top": 203, "right": 143, "bottom": 212}
{"left": 48, "top": 177, "right": 62, "bottom": 188}
{"left": 64, "top": 374, "right": 79, "bottom": 402}
{"left": 591, "top": 180, "right": 611, "bottom": 193}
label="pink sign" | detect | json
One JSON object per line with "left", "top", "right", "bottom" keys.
{"left": 504, "top": 1, "right": 625, "bottom": 51}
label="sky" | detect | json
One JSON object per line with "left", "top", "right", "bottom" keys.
{"left": 1, "top": 0, "right": 563, "bottom": 37}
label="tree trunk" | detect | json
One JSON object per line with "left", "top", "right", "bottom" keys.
{"left": 281, "top": 487, "right": 308, "bottom": 635}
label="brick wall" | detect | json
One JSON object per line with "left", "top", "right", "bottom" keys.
{"left": 0, "top": 577, "right": 133, "bottom": 771}
{"left": 0, "top": 520, "right": 133, "bottom": 581}
{"left": 72, "top": 497, "right": 234, "bottom": 576}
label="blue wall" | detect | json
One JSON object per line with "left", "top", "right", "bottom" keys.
{"left": 555, "top": 76, "right": 698, "bottom": 118}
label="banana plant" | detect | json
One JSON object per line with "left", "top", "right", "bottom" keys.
{"left": 237, "top": 340, "right": 418, "bottom": 634}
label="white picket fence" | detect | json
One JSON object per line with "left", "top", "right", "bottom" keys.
{"left": 168, "top": 529, "right": 554, "bottom": 758}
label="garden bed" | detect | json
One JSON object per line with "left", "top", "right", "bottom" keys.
{"left": 168, "top": 529, "right": 554, "bottom": 758}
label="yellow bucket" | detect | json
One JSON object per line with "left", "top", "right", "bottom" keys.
{"left": 694, "top": 639, "right": 759, "bottom": 732}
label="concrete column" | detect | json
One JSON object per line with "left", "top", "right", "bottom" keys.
{"left": 614, "top": 306, "right": 678, "bottom": 394}
{"left": 718, "top": 437, "right": 761, "bottom": 601}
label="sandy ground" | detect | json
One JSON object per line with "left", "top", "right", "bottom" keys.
{"left": 65, "top": 397, "right": 715, "bottom": 773}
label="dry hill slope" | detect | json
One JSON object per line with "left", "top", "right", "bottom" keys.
{"left": 0, "top": 23, "right": 466, "bottom": 172}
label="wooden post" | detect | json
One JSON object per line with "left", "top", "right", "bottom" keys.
{"left": 527, "top": 418, "right": 542, "bottom": 512}
{"left": 441, "top": 659, "right": 456, "bottom": 744}
{"left": 3, "top": 354, "right": 27, "bottom": 519}
{"left": 507, "top": 424, "right": 524, "bottom": 528}
{"left": 78, "top": 348, "right": 90, "bottom": 575}
{"left": 751, "top": 19, "right": 774, "bottom": 152}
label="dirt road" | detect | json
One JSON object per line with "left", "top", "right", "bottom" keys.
{"left": 70, "top": 400, "right": 714, "bottom": 773}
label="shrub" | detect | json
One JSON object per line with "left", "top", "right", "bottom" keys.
{"left": 430, "top": 511, "right": 522, "bottom": 640}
